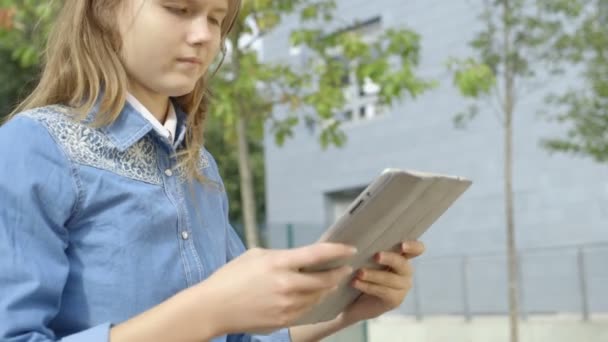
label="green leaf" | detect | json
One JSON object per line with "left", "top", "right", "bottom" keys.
{"left": 449, "top": 58, "right": 496, "bottom": 98}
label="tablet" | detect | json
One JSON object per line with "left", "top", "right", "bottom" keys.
{"left": 295, "top": 168, "right": 472, "bottom": 325}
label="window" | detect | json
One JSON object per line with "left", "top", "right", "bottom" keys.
{"left": 292, "top": 16, "right": 385, "bottom": 127}
{"left": 338, "top": 68, "right": 383, "bottom": 123}
{"left": 333, "top": 17, "right": 384, "bottom": 124}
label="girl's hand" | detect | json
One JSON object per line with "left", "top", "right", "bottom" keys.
{"left": 338, "top": 241, "right": 425, "bottom": 324}
{"left": 199, "top": 243, "right": 357, "bottom": 335}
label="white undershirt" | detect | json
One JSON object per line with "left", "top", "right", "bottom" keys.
{"left": 126, "top": 93, "right": 177, "bottom": 143}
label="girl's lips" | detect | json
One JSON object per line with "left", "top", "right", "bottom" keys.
{"left": 177, "top": 57, "right": 202, "bottom": 65}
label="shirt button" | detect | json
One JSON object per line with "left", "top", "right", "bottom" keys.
{"left": 181, "top": 231, "right": 190, "bottom": 240}
{"left": 165, "top": 169, "right": 173, "bottom": 177}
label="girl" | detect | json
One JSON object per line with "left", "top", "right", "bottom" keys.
{"left": 0, "top": 1, "right": 425, "bottom": 341}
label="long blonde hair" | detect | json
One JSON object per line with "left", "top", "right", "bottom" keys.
{"left": 9, "top": 0, "right": 241, "bottom": 182}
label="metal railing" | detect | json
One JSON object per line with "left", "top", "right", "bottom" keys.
{"left": 402, "top": 242, "right": 608, "bottom": 321}
{"left": 272, "top": 223, "right": 608, "bottom": 322}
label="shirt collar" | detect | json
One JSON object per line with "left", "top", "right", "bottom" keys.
{"left": 102, "top": 96, "right": 188, "bottom": 152}
{"left": 126, "top": 92, "right": 177, "bottom": 143}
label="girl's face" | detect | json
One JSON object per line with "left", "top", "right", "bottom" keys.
{"left": 117, "top": 0, "right": 228, "bottom": 98}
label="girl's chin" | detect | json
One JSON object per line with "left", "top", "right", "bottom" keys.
{"left": 160, "top": 80, "right": 199, "bottom": 98}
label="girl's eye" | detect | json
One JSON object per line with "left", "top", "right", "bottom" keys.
{"left": 209, "top": 17, "right": 221, "bottom": 26}
{"left": 166, "top": 6, "right": 189, "bottom": 15}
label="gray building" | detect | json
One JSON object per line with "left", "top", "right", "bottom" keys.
{"left": 261, "top": 0, "right": 608, "bottom": 319}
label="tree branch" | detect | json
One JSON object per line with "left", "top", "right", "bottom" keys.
{"left": 242, "top": 31, "right": 268, "bottom": 51}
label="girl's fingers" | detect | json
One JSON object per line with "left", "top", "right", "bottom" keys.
{"left": 375, "top": 252, "right": 413, "bottom": 276}
{"left": 401, "top": 241, "right": 425, "bottom": 258}
{"left": 356, "top": 268, "right": 407, "bottom": 290}
{"left": 352, "top": 279, "right": 405, "bottom": 307}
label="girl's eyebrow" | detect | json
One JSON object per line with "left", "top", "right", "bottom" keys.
{"left": 181, "top": 0, "right": 228, "bottom": 14}
{"left": 209, "top": 2, "right": 228, "bottom": 15}
{"left": 211, "top": 7, "right": 228, "bottom": 15}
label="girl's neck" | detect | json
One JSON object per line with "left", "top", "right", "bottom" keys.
{"left": 128, "top": 84, "right": 170, "bottom": 124}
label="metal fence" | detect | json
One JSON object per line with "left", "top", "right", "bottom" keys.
{"left": 401, "top": 242, "right": 608, "bottom": 321}
{"left": 265, "top": 223, "right": 608, "bottom": 322}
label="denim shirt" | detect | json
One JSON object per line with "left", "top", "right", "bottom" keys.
{"left": 0, "top": 102, "right": 291, "bottom": 342}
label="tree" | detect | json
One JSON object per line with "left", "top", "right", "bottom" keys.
{"left": 215, "top": 0, "right": 433, "bottom": 247}
{"left": 204, "top": 112, "right": 267, "bottom": 237}
{"left": 536, "top": 0, "right": 608, "bottom": 162}
{"left": 0, "top": 0, "right": 53, "bottom": 119}
{"left": 447, "top": 1, "right": 571, "bottom": 341}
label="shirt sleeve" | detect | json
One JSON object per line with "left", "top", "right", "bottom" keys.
{"left": 205, "top": 150, "right": 293, "bottom": 342}
{"left": 0, "top": 116, "right": 112, "bottom": 342}
{"left": 226, "top": 330, "right": 293, "bottom": 342}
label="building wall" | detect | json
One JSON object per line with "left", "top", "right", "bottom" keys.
{"left": 262, "top": 0, "right": 608, "bottom": 256}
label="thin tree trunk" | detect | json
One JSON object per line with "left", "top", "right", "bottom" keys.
{"left": 230, "top": 31, "right": 261, "bottom": 248}
{"left": 502, "top": 0, "right": 520, "bottom": 341}
{"left": 505, "top": 88, "right": 519, "bottom": 342}
{"left": 235, "top": 114, "right": 260, "bottom": 247}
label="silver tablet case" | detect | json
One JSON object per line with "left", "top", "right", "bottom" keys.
{"left": 295, "top": 168, "right": 472, "bottom": 325}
